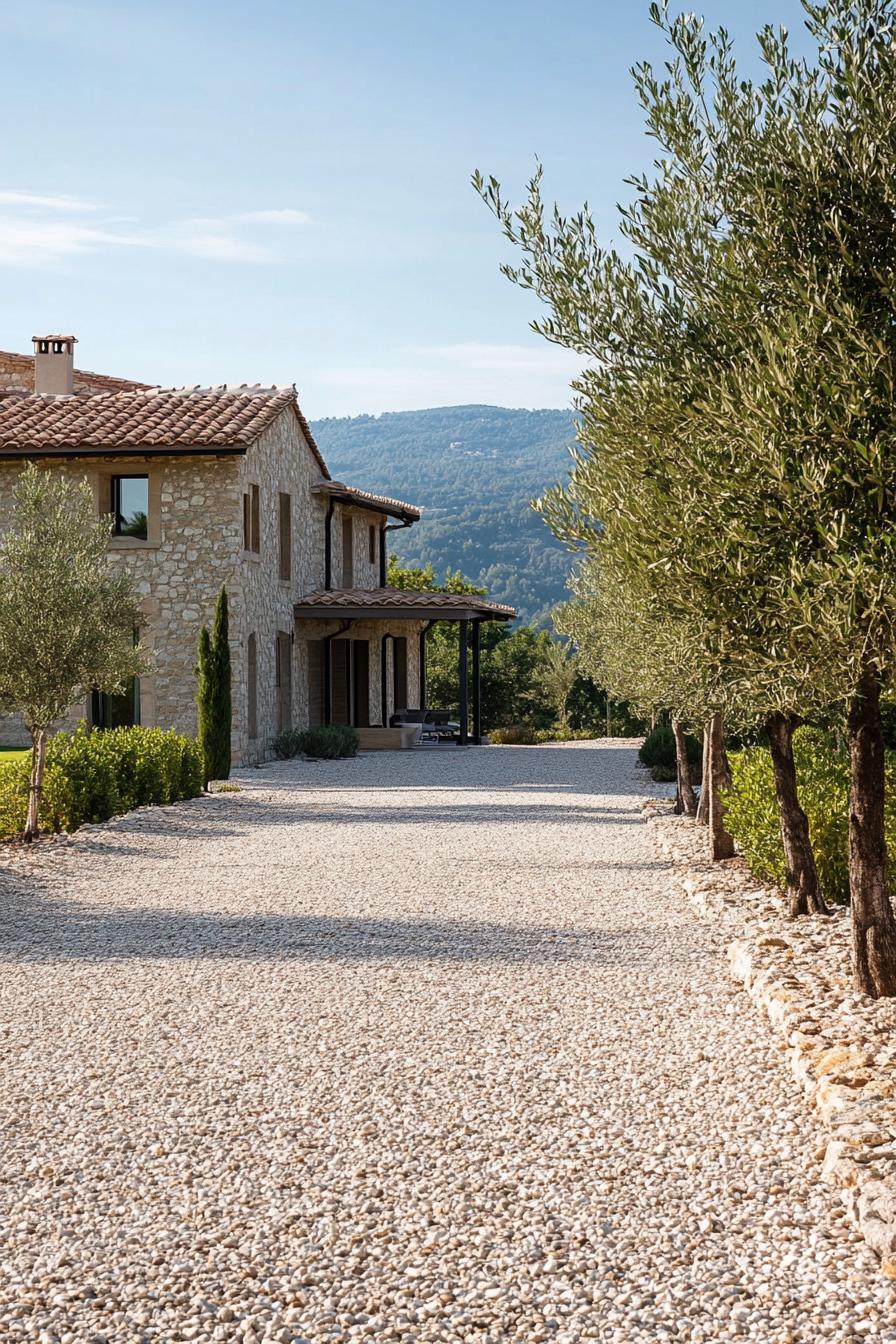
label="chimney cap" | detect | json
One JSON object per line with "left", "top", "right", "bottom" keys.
{"left": 32, "top": 334, "right": 77, "bottom": 344}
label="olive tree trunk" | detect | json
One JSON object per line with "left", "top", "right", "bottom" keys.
{"left": 23, "top": 727, "right": 47, "bottom": 843}
{"left": 708, "top": 712, "right": 736, "bottom": 861}
{"left": 847, "top": 667, "right": 896, "bottom": 998}
{"left": 765, "top": 711, "right": 827, "bottom": 917}
{"left": 673, "top": 720, "right": 697, "bottom": 817}
{"left": 695, "top": 724, "right": 711, "bottom": 825}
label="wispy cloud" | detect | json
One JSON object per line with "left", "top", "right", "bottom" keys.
{"left": 0, "top": 193, "right": 311, "bottom": 267}
{"left": 0, "top": 190, "right": 97, "bottom": 211}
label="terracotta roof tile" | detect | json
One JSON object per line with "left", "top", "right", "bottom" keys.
{"left": 295, "top": 586, "right": 516, "bottom": 618}
{"left": 311, "top": 480, "right": 421, "bottom": 520}
{"left": 0, "top": 384, "right": 330, "bottom": 473}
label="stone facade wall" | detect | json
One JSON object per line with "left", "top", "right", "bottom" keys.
{"left": 0, "top": 454, "right": 244, "bottom": 748}
{"left": 0, "top": 406, "right": 422, "bottom": 763}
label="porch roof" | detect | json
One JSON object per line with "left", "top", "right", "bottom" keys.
{"left": 311, "top": 481, "right": 421, "bottom": 522}
{"left": 294, "top": 585, "right": 515, "bottom": 622}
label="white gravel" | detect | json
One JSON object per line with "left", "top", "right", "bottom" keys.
{"left": 0, "top": 740, "right": 894, "bottom": 1344}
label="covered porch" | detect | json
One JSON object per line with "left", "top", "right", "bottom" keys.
{"left": 294, "top": 587, "right": 515, "bottom": 746}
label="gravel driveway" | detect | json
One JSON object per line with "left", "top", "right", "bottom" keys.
{"left": 1, "top": 741, "right": 894, "bottom": 1344}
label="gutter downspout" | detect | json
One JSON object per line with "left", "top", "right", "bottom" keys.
{"left": 322, "top": 619, "right": 353, "bottom": 725}
{"left": 381, "top": 516, "right": 414, "bottom": 587}
{"left": 324, "top": 497, "right": 336, "bottom": 591}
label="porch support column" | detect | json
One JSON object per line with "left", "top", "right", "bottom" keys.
{"left": 471, "top": 619, "right": 482, "bottom": 745}
{"left": 458, "top": 619, "right": 469, "bottom": 746}
{"left": 419, "top": 619, "right": 437, "bottom": 711}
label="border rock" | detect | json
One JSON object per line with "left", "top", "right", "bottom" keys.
{"left": 644, "top": 798, "right": 896, "bottom": 1278}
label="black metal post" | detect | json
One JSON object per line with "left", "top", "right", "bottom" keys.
{"left": 458, "top": 619, "right": 469, "bottom": 746}
{"left": 471, "top": 619, "right": 481, "bottom": 744}
{"left": 419, "top": 619, "right": 436, "bottom": 711}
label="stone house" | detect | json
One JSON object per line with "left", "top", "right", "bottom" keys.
{"left": 0, "top": 336, "right": 513, "bottom": 763}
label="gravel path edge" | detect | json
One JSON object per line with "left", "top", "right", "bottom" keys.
{"left": 644, "top": 800, "right": 896, "bottom": 1278}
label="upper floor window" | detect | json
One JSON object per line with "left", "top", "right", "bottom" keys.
{"left": 368, "top": 524, "right": 377, "bottom": 565}
{"left": 243, "top": 483, "right": 260, "bottom": 553}
{"left": 279, "top": 492, "right": 292, "bottom": 581}
{"left": 112, "top": 475, "right": 148, "bottom": 541}
{"left": 342, "top": 515, "right": 354, "bottom": 588}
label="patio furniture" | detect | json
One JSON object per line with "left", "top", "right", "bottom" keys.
{"left": 391, "top": 709, "right": 460, "bottom": 742}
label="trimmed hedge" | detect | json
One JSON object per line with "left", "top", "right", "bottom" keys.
{"left": 270, "top": 724, "right": 360, "bottom": 760}
{"left": 0, "top": 725, "right": 204, "bottom": 838}
{"left": 725, "top": 727, "right": 896, "bottom": 905}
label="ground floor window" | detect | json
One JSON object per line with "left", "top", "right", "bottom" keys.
{"left": 91, "top": 679, "right": 140, "bottom": 730}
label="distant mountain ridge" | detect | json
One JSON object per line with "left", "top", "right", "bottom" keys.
{"left": 310, "top": 404, "right": 578, "bottom": 625}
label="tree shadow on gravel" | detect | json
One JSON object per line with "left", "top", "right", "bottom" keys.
{"left": 0, "top": 876, "right": 693, "bottom": 966}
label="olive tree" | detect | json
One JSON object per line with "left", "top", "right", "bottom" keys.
{"left": 476, "top": 4, "right": 896, "bottom": 943}
{"left": 0, "top": 464, "right": 144, "bottom": 839}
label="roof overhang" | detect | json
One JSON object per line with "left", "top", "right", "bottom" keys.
{"left": 311, "top": 481, "right": 420, "bottom": 523}
{"left": 294, "top": 588, "right": 515, "bottom": 623}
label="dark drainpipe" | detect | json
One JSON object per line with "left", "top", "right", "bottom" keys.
{"left": 324, "top": 497, "right": 336, "bottom": 591}
{"left": 381, "top": 516, "right": 414, "bottom": 587}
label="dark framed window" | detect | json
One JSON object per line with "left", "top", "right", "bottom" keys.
{"left": 279, "top": 492, "right": 292, "bottom": 580}
{"left": 92, "top": 679, "right": 140, "bottom": 729}
{"left": 111, "top": 475, "right": 148, "bottom": 540}
{"left": 368, "top": 524, "right": 377, "bottom": 565}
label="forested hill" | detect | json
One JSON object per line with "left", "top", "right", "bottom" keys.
{"left": 310, "top": 405, "right": 578, "bottom": 625}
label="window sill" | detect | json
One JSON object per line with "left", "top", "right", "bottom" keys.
{"left": 109, "top": 537, "right": 160, "bottom": 551}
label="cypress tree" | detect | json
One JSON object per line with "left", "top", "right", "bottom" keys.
{"left": 211, "top": 586, "right": 232, "bottom": 780}
{"left": 197, "top": 586, "right": 232, "bottom": 783}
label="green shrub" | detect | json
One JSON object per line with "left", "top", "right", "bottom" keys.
{"left": 270, "top": 728, "right": 305, "bottom": 760}
{"left": 725, "top": 727, "right": 896, "bottom": 905}
{"left": 0, "top": 725, "right": 204, "bottom": 839}
{"left": 638, "top": 723, "right": 702, "bottom": 776}
{"left": 300, "top": 725, "right": 360, "bottom": 759}
{"left": 489, "top": 724, "right": 541, "bottom": 745}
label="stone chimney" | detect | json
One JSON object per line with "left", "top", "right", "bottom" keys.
{"left": 32, "top": 334, "right": 77, "bottom": 395}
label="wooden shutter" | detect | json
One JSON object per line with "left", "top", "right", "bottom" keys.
{"left": 277, "top": 631, "right": 292, "bottom": 732}
{"left": 251, "top": 483, "right": 260, "bottom": 553}
{"left": 341, "top": 515, "right": 354, "bottom": 587}
{"left": 279, "top": 492, "right": 292, "bottom": 580}
{"left": 331, "top": 639, "right": 351, "bottom": 724}
{"left": 352, "top": 640, "right": 370, "bottom": 727}
{"left": 247, "top": 633, "right": 257, "bottom": 739}
{"left": 308, "top": 641, "right": 324, "bottom": 728}
{"left": 243, "top": 493, "right": 251, "bottom": 550}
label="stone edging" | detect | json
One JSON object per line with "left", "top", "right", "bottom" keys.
{"left": 643, "top": 798, "right": 896, "bottom": 1278}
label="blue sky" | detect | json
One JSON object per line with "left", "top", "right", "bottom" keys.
{"left": 1, "top": 0, "right": 811, "bottom": 416}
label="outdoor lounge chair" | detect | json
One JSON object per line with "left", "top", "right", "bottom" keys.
{"left": 391, "top": 709, "right": 460, "bottom": 741}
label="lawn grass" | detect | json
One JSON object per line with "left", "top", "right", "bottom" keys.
{"left": 0, "top": 748, "right": 29, "bottom": 763}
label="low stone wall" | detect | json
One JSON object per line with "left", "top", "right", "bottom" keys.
{"left": 645, "top": 800, "right": 896, "bottom": 1278}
